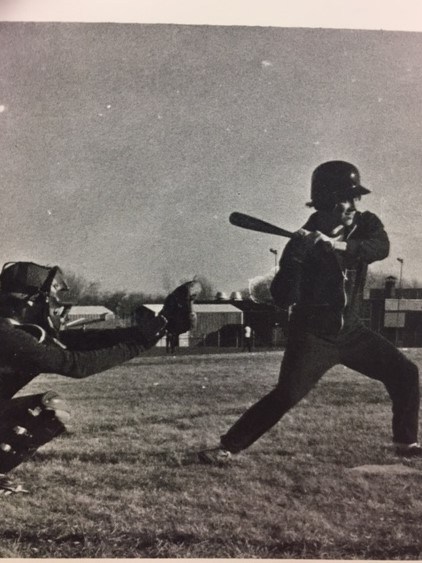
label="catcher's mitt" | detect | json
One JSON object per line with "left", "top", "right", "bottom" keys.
{"left": 160, "top": 280, "right": 201, "bottom": 336}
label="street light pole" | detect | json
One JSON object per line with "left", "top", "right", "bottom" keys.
{"left": 395, "top": 257, "right": 404, "bottom": 347}
{"left": 269, "top": 248, "right": 278, "bottom": 271}
{"left": 397, "top": 258, "right": 404, "bottom": 295}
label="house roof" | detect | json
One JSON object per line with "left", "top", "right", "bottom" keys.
{"left": 144, "top": 303, "right": 243, "bottom": 314}
{"left": 195, "top": 304, "right": 243, "bottom": 314}
{"left": 143, "top": 304, "right": 164, "bottom": 314}
{"left": 68, "top": 306, "right": 115, "bottom": 316}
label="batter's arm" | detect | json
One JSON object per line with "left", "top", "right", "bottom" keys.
{"left": 343, "top": 212, "right": 390, "bottom": 263}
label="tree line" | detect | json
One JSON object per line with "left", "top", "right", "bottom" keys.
{"left": 64, "top": 272, "right": 216, "bottom": 317}
{"left": 64, "top": 268, "right": 420, "bottom": 316}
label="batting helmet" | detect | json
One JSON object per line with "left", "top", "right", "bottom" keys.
{"left": 308, "top": 161, "right": 371, "bottom": 210}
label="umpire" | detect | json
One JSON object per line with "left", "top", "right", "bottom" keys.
{"left": 198, "top": 160, "right": 420, "bottom": 464}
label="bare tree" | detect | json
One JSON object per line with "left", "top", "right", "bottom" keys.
{"left": 194, "top": 275, "right": 215, "bottom": 300}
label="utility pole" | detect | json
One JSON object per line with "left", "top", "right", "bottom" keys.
{"left": 395, "top": 257, "right": 404, "bottom": 346}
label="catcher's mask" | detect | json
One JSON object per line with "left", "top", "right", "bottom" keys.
{"left": 0, "top": 261, "right": 72, "bottom": 335}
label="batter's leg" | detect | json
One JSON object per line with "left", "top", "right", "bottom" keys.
{"left": 221, "top": 330, "right": 339, "bottom": 453}
{"left": 339, "top": 327, "right": 419, "bottom": 446}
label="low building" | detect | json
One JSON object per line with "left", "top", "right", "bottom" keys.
{"left": 191, "top": 303, "right": 244, "bottom": 347}
{"left": 367, "top": 278, "right": 422, "bottom": 347}
{"left": 143, "top": 302, "right": 244, "bottom": 347}
{"left": 65, "top": 305, "right": 116, "bottom": 328}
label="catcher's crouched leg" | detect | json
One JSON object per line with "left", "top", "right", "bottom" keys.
{"left": 0, "top": 391, "right": 71, "bottom": 473}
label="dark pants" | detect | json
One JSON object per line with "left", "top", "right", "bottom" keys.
{"left": 221, "top": 323, "right": 420, "bottom": 453}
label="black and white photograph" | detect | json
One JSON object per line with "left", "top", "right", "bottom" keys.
{"left": 0, "top": 0, "right": 422, "bottom": 558}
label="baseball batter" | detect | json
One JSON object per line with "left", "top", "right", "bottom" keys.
{"left": 198, "top": 160, "right": 421, "bottom": 464}
{"left": 0, "top": 261, "right": 199, "bottom": 493}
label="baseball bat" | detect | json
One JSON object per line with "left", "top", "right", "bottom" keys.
{"left": 229, "top": 212, "right": 294, "bottom": 238}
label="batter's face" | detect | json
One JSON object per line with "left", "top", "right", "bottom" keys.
{"left": 332, "top": 198, "right": 358, "bottom": 227}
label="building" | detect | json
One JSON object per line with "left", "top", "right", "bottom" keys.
{"left": 228, "top": 298, "right": 287, "bottom": 347}
{"left": 143, "top": 302, "right": 244, "bottom": 347}
{"left": 191, "top": 299, "right": 286, "bottom": 348}
{"left": 367, "top": 277, "right": 422, "bottom": 347}
{"left": 191, "top": 303, "right": 244, "bottom": 347}
{"left": 65, "top": 293, "right": 287, "bottom": 348}
{"left": 65, "top": 305, "right": 116, "bottom": 328}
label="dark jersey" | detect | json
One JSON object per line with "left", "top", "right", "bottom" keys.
{"left": 270, "top": 210, "right": 389, "bottom": 335}
{"left": 0, "top": 320, "right": 149, "bottom": 400}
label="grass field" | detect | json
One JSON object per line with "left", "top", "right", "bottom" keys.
{"left": 2, "top": 348, "right": 422, "bottom": 558}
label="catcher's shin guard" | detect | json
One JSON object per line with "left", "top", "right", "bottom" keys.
{"left": 0, "top": 391, "right": 70, "bottom": 473}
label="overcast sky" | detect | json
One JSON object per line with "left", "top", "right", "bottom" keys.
{"left": 0, "top": 2, "right": 421, "bottom": 294}
{"left": 1, "top": 0, "right": 422, "bottom": 31}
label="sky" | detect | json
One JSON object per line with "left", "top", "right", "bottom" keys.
{"left": 1, "top": 0, "right": 422, "bottom": 30}
{"left": 0, "top": 1, "right": 421, "bottom": 295}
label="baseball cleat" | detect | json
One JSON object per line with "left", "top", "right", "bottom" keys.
{"left": 160, "top": 280, "right": 202, "bottom": 336}
{"left": 395, "top": 442, "right": 422, "bottom": 457}
{"left": 0, "top": 473, "right": 29, "bottom": 495}
{"left": 197, "top": 446, "right": 232, "bottom": 466}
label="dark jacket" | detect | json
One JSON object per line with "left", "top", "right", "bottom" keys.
{"left": 0, "top": 321, "right": 150, "bottom": 400}
{"left": 270, "top": 210, "right": 389, "bottom": 334}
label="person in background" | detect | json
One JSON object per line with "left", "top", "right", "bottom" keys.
{"left": 243, "top": 325, "right": 252, "bottom": 352}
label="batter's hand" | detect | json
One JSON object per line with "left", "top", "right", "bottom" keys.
{"left": 308, "top": 230, "right": 334, "bottom": 247}
{"left": 295, "top": 229, "right": 335, "bottom": 251}
{"left": 292, "top": 228, "right": 311, "bottom": 238}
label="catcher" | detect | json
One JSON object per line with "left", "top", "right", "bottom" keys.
{"left": 0, "top": 261, "right": 200, "bottom": 494}
{"left": 198, "top": 160, "right": 420, "bottom": 464}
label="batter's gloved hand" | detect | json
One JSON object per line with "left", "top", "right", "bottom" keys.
{"left": 160, "top": 280, "right": 202, "bottom": 336}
